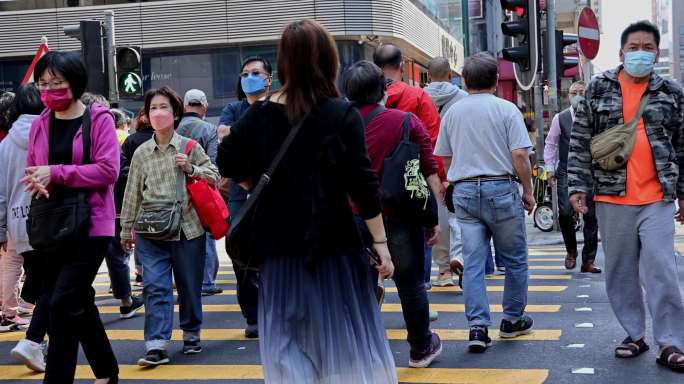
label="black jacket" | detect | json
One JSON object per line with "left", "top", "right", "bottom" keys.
{"left": 115, "top": 127, "right": 154, "bottom": 213}
{"left": 217, "top": 98, "right": 380, "bottom": 259}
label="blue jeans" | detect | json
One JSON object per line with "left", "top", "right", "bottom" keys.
{"left": 453, "top": 180, "right": 529, "bottom": 327}
{"left": 202, "top": 235, "right": 219, "bottom": 290}
{"left": 136, "top": 233, "right": 206, "bottom": 351}
{"left": 105, "top": 219, "right": 132, "bottom": 300}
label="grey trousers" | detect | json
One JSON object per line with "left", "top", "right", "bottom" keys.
{"left": 596, "top": 201, "right": 684, "bottom": 349}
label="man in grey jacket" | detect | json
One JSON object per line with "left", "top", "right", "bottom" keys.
{"left": 176, "top": 89, "right": 222, "bottom": 296}
{"left": 425, "top": 57, "right": 467, "bottom": 287}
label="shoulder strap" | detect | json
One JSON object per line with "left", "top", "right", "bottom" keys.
{"left": 262, "top": 113, "right": 308, "bottom": 185}
{"left": 633, "top": 93, "right": 650, "bottom": 124}
{"left": 176, "top": 137, "right": 191, "bottom": 203}
{"left": 363, "top": 105, "right": 385, "bottom": 127}
{"left": 402, "top": 113, "right": 411, "bottom": 141}
{"left": 82, "top": 106, "right": 92, "bottom": 165}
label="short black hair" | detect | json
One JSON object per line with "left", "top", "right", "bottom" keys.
{"left": 33, "top": 51, "right": 88, "bottom": 100}
{"left": 236, "top": 56, "right": 273, "bottom": 100}
{"left": 7, "top": 83, "right": 44, "bottom": 125}
{"left": 462, "top": 52, "right": 498, "bottom": 91}
{"left": 373, "top": 44, "right": 403, "bottom": 69}
{"left": 343, "top": 60, "right": 387, "bottom": 105}
{"left": 0, "top": 92, "right": 15, "bottom": 132}
{"left": 620, "top": 20, "right": 660, "bottom": 48}
{"left": 143, "top": 86, "right": 184, "bottom": 129}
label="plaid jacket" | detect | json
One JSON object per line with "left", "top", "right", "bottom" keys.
{"left": 120, "top": 132, "right": 219, "bottom": 241}
{"left": 567, "top": 66, "right": 684, "bottom": 201}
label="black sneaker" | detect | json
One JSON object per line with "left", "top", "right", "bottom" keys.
{"left": 137, "top": 349, "right": 169, "bottom": 367}
{"left": 499, "top": 315, "right": 534, "bottom": 338}
{"left": 201, "top": 287, "right": 224, "bottom": 296}
{"left": 182, "top": 340, "right": 202, "bottom": 355}
{"left": 244, "top": 323, "right": 259, "bottom": 339}
{"left": 120, "top": 296, "right": 144, "bottom": 319}
{"left": 409, "top": 333, "right": 442, "bottom": 368}
{"left": 468, "top": 326, "right": 492, "bottom": 353}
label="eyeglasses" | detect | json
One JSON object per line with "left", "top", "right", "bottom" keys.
{"left": 37, "top": 80, "right": 67, "bottom": 89}
{"left": 239, "top": 70, "right": 268, "bottom": 79}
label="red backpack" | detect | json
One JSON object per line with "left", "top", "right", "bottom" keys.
{"left": 185, "top": 140, "right": 230, "bottom": 239}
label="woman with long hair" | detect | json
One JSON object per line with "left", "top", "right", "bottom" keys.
{"left": 217, "top": 19, "right": 397, "bottom": 383}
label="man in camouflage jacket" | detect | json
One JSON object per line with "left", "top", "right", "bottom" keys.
{"left": 567, "top": 20, "right": 684, "bottom": 371}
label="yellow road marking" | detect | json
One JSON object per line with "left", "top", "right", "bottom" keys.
{"left": 0, "top": 329, "right": 562, "bottom": 343}
{"left": 0, "top": 365, "right": 548, "bottom": 383}
{"left": 488, "top": 274, "right": 571, "bottom": 280}
{"left": 94, "top": 285, "right": 566, "bottom": 299}
{"left": 93, "top": 279, "right": 236, "bottom": 287}
{"left": 394, "top": 285, "right": 567, "bottom": 293}
{"left": 94, "top": 303, "right": 560, "bottom": 314}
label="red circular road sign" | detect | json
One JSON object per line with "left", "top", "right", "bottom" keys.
{"left": 577, "top": 7, "right": 600, "bottom": 60}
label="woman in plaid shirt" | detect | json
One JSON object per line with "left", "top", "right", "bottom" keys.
{"left": 120, "top": 86, "right": 219, "bottom": 367}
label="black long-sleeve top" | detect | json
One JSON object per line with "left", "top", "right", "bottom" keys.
{"left": 217, "top": 98, "right": 380, "bottom": 258}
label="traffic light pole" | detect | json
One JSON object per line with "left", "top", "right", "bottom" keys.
{"left": 104, "top": 11, "right": 119, "bottom": 105}
{"left": 546, "top": 0, "right": 558, "bottom": 116}
{"left": 534, "top": 77, "right": 545, "bottom": 166}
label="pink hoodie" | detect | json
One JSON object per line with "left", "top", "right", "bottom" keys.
{"left": 26, "top": 102, "right": 119, "bottom": 237}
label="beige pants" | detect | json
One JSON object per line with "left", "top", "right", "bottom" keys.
{"left": 0, "top": 237, "right": 25, "bottom": 317}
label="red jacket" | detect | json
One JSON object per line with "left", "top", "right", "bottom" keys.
{"left": 386, "top": 81, "right": 445, "bottom": 180}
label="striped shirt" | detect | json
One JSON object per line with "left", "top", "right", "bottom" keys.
{"left": 120, "top": 132, "right": 219, "bottom": 241}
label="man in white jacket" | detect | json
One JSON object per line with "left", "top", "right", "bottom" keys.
{"left": 0, "top": 83, "right": 48, "bottom": 372}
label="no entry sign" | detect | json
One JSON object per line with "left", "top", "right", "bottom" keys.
{"left": 577, "top": 7, "right": 600, "bottom": 60}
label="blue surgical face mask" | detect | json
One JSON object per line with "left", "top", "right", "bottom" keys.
{"left": 623, "top": 50, "right": 656, "bottom": 78}
{"left": 241, "top": 74, "right": 266, "bottom": 96}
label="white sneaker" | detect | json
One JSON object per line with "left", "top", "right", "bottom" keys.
{"left": 11, "top": 339, "right": 46, "bottom": 372}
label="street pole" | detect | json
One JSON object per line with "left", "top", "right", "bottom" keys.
{"left": 104, "top": 10, "right": 119, "bottom": 105}
{"left": 461, "top": 0, "right": 470, "bottom": 57}
{"left": 534, "top": 78, "right": 545, "bottom": 166}
{"left": 546, "top": 0, "right": 558, "bottom": 117}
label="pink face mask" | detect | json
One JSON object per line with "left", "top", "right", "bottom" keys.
{"left": 40, "top": 88, "right": 73, "bottom": 111}
{"left": 149, "top": 109, "right": 175, "bottom": 131}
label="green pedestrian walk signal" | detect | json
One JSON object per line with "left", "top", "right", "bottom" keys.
{"left": 116, "top": 46, "right": 143, "bottom": 99}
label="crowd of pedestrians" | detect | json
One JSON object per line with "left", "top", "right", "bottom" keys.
{"left": 0, "top": 17, "right": 682, "bottom": 384}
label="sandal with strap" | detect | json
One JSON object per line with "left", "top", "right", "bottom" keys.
{"left": 657, "top": 346, "right": 684, "bottom": 372}
{"left": 615, "top": 336, "right": 650, "bottom": 358}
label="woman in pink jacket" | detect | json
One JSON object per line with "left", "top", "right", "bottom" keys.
{"left": 21, "top": 51, "right": 119, "bottom": 384}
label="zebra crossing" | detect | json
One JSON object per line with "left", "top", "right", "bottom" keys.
{"left": 0, "top": 244, "right": 596, "bottom": 383}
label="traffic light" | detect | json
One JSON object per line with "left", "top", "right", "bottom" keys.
{"left": 116, "top": 46, "right": 143, "bottom": 99}
{"left": 500, "top": 0, "right": 539, "bottom": 90}
{"left": 556, "top": 30, "right": 579, "bottom": 76}
{"left": 63, "top": 20, "right": 108, "bottom": 97}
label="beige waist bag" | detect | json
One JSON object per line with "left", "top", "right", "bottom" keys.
{"left": 590, "top": 93, "right": 649, "bottom": 171}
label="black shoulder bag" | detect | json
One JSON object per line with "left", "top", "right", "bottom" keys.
{"left": 27, "top": 107, "right": 93, "bottom": 250}
{"left": 380, "top": 113, "right": 438, "bottom": 228}
{"left": 226, "top": 113, "right": 308, "bottom": 271}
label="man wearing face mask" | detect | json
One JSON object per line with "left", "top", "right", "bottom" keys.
{"left": 216, "top": 56, "right": 273, "bottom": 339}
{"left": 543, "top": 81, "right": 600, "bottom": 273}
{"left": 568, "top": 20, "right": 684, "bottom": 371}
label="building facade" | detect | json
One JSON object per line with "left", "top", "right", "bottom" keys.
{"left": 0, "top": 0, "right": 465, "bottom": 115}
{"left": 653, "top": 0, "right": 683, "bottom": 84}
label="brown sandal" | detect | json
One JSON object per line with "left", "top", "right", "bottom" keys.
{"left": 615, "top": 337, "right": 650, "bottom": 358}
{"left": 657, "top": 346, "right": 684, "bottom": 372}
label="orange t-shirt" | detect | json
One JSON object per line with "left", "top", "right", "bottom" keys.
{"left": 595, "top": 72, "right": 663, "bottom": 205}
